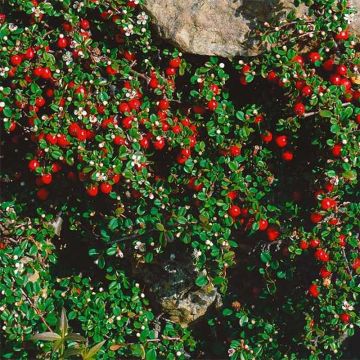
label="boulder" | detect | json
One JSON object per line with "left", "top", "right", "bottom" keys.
{"left": 142, "top": 0, "right": 359, "bottom": 58}
{"left": 142, "top": 0, "right": 307, "bottom": 57}
{"left": 133, "top": 248, "right": 222, "bottom": 327}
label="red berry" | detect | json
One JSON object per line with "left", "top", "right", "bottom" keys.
{"left": 100, "top": 182, "right": 112, "bottom": 194}
{"left": 299, "top": 240, "right": 308, "bottom": 250}
{"left": 210, "top": 84, "right": 220, "bottom": 95}
{"left": 41, "top": 173, "right": 52, "bottom": 185}
{"left": 267, "top": 70, "right": 277, "bottom": 82}
{"left": 314, "top": 248, "right": 329, "bottom": 262}
{"left": 321, "top": 197, "right": 336, "bottom": 210}
{"left": 330, "top": 74, "right": 342, "bottom": 86}
{"left": 275, "top": 135, "right": 287, "bottom": 148}
{"left": 294, "top": 102, "right": 305, "bottom": 116}
{"left": 258, "top": 219, "right": 269, "bottom": 231}
{"left": 113, "top": 135, "right": 126, "bottom": 146}
{"left": 229, "top": 145, "right": 241, "bottom": 157}
{"left": 106, "top": 65, "right": 117, "bottom": 76}
{"left": 310, "top": 212, "right": 323, "bottom": 224}
{"left": 167, "top": 57, "right": 180, "bottom": 69}
{"left": 308, "top": 52, "right": 321, "bottom": 63}
{"left": 86, "top": 184, "right": 98, "bottom": 197}
{"left": 309, "top": 284, "right": 319, "bottom": 298}
{"left": 149, "top": 77, "right": 159, "bottom": 89}
{"left": 261, "top": 131, "right": 273, "bottom": 143}
{"left": 207, "top": 100, "right": 218, "bottom": 111}
{"left": 139, "top": 137, "right": 150, "bottom": 149}
{"left": 37, "top": 188, "right": 49, "bottom": 201}
{"left": 153, "top": 137, "right": 165, "bottom": 150}
{"left": 301, "top": 86, "right": 312, "bottom": 97}
{"left": 336, "top": 64, "right": 347, "bottom": 76}
{"left": 322, "top": 59, "right": 334, "bottom": 72}
{"left": 228, "top": 205, "right": 241, "bottom": 218}
{"left": 35, "top": 97, "right": 46, "bottom": 107}
{"left": 57, "top": 37, "right": 68, "bottom": 48}
{"left": 339, "top": 313, "right": 350, "bottom": 324}
{"left": 319, "top": 267, "right": 332, "bottom": 278}
{"left": 25, "top": 48, "right": 35, "bottom": 60}
{"left": 158, "top": 99, "right": 169, "bottom": 110}
{"left": 227, "top": 191, "right": 237, "bottom": 200}
{"left": 292, "top": 55, "right": 304, "bottom": 66}
{"left": 266, "top": 227, "right": 280, "bottom": 241}
{"left": 10, "top": 54, "right": 22, "bottom": 66}
{"left": 80, "top": 19, "right": 90, "bottom": 30}
{"left": 309, "top": 238, "right": 320, "bottom": 248}
{"left": 282, "top": 151, "right": 293, "bottom": 161}
{"left": 165, "top": 67, "right": 176, "bottom": 76}
{"left": 28, "top": 159, "right": 40, "bottom": 171}
{"left": 335, "top": 29, "right": 349, "bottom": 41}
{"left": 128, "top": 98, "right": 141, "bottom": 111}
{"left": 332, "top": 144, "right": 342, "bottom": 157}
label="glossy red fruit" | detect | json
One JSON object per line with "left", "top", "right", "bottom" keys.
{"left": 338, "top": 234, "right": 346, "bottom": 247}
{"left": 228, "top": 205, "right": 241, "bottom": 218}
{"left": 41, "top": 173, "right": 52, "bottom": 185}
{"left": 301, "top": 86, "right": 312, "bottom": 97}
{"left": 335, "top": 29, "right": 349, "bottom": 41}
{"left": 275, "top": 135, "right": 287, "bottom": 148}
{"left": 128, "top": 98, "right": 141, "bottom": 111}
{"left": 261, "top": 131, "right": 273, "bottom": 143}
{"left": 169, "top": 57, "right": 181, "bottom": 68}
{"left": 35, "top": 97, "right": 45, "bottom": 107}
{"left": 227, "top": 191, "right": 237, "bottom": 200}
{"left": 321, "top": 197, "right": 336, "bottom": 210}
{"left": 267, "top": 70, "right": 277, "bottom": 82}
{"left": 86, "top": 185, "right": 98, "bottom": 197}
{"left": 314, "top": 248, "right": 329, "bottom": 262}
{"left": 149, "top": 77, "right": 159, "bottom": 89}
{"left": 292, "top": 55, "right": 304, "bottom": 66}
{"left": 282, "top": 151, "right": 293, "bottom": 161}
{"left": 332, "top": 144, "right": 342, "bottom": 157}
{"left": 25, "top": 48, "right": 35, "bottom": 60}
{"left": 229, "top": 145, "right": 241, "bottom": 157}
{"left": 207, "top": 100, "right": 218, "bottom": 111}
{"left": 113, "top": 136, "right": 126, "bottom": 146}
{"left": 106, "top": 65, "right": 117, "bottom": 76}
{"left": 258, "top": 219, "right": 269, "bottom": 231}
{"left": 319, "top": 267, "right": 332, "bottom": 278}
{"left": 309, "top": 238, "right": 320, "bottom": 248}
{"left": 153, "top": 137, "right": 165, "bottom": 150}
{"left": 308, "top": 52, "right": 321, "bottom": 63}
{"left": 299, "top": 240, "right": 309, "bottom": 250}
{"left": 57, "top": 37, "right": 68, "bottom": 48}
{"left": 336, "top": 64, "right": 347, "bottom": 76}
{"left": 266, "top": 227, "right": 280, "bottom": 241}
{"left": 80, "top": 19, "right": 90, "bottom": 30}
{"left": 165, "top": 67, "right": 176, "bottom": 76}
{"left": 309, "top": 284, "right": 319, "bottom": 298}
{"left": 322, "top": 59, "right": 334, "bottom": 72}
{"left": 10, "top": 54, "right": 22, "bottom": 66}
{"left": 310, "top": 212, "right": 323, "bottom": 224}
{"left": 158, "top": 99, "right": 169, "bottom": 110}
{"left": 37, "top": 188, "right": 49, "bottom": 201}
{"left": 139, "top": 137, "right": 150, "bottom": 149}
{"left": 210, "top": 84, "right": 220, "bottom": 95}
{"left": 339, "top": 313, "right": 350, "bottom": 324}
{"left": 100, "top": 182, "right": 112, "bottom": 194}
{"left": 330, "top": 74, "right": 342, "bottom": 86}
{"left": 28, "top": 159, "right": 40, "bottom": 171}
{"left": 294, "top": 102, "right": 305, "bottom": 116}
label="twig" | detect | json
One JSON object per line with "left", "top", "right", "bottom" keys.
{"left": 20, "top": 289, "right": 53, "bottom": 332}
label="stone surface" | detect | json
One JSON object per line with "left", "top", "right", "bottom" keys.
{"left": 133, "top": 248, "right": 222, "bottom": 327}
{"left": 350, "top": 0, "right": 360, "bottom": 35}
{"left": 143, "top": 0, "right": 359, "bottom": 58}
{"left": 143, "top": 0, "right": 307, "bottom": 57}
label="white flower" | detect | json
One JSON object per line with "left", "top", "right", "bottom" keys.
{"left": 137, "top": 12, "right": 148, "bottom": 25}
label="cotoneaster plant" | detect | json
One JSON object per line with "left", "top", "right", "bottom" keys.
{"left": 0, "top": 0, "right": 359, "bottom": 359}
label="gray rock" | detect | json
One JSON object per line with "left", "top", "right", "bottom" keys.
{"left": 350, "top": 0, "right": 360, "bottom": 35}
{"left": 143, "top": 0, "right": 307, "bottom": 57}
{"left": 133, "top": 249, "right": 222, "bottom": 327}
{"left": 143, "top": 0, "right": 359, "bottom": 58}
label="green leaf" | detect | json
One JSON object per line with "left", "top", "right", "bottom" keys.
{"left": 83, "top": 340, "right": 106, "bottom": 360}
{"left": 145, "top": 348, "right": 157, "bottom": 360}
{"left": 319, "top": 110, "right": 333, "bottom": 118}
{"left": 32, "top": 332, "right": 62, "bottom": 342}
{"left": 195, "top": 275, "right": 208, "bottom": 287}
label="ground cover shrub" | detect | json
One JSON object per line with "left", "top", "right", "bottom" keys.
{"left": 0, "top": 0, "right": 359, "bottom": 358}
